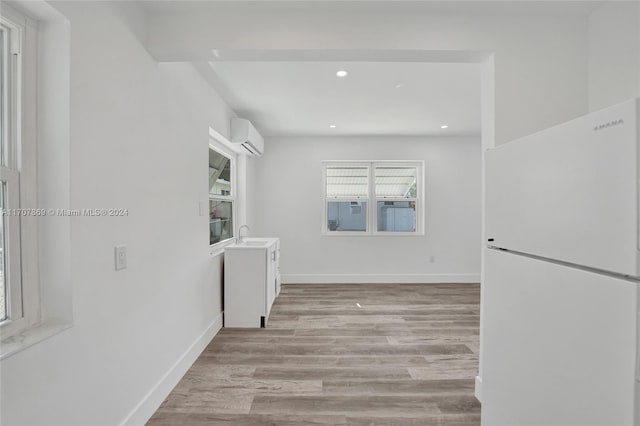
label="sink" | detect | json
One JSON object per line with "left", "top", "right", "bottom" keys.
{"left": 239, "top": 241, "right": 268, "bottom": 246}
{"left": 227, "top": 237, "right": 278, "bottom": 249}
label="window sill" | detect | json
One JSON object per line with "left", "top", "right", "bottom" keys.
{"left": 1, "top": 321, "right": 72, "bottom": 360}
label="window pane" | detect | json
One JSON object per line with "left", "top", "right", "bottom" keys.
{"left": 327, "top": 201, "right": 367, "bottom": 232}
{"left": 0, "top": 28, "right": 5, "bottom": 167}
{"left": 326, "top": 167, "right": 368, "bottom": 198}
{"left": 0, "top": 182, "right": 5, "bottom": 321}
{"left": 377, "top": 201, "right": 416, "bottom": 232}
{"left": 209, "top": 149, "right": 231, "bottom": 196}
{"left": 375, "top": 167, "right": 417, "bottom": 197}
{"left": 210, "top": 200, "right": 233, "bottom": 245}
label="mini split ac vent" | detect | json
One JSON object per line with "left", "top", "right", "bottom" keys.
{"left": 230, "top": 118, "right": 264, "bottom": 157}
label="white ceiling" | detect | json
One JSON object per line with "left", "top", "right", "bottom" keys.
{"left": 142, "top": 1, "right": 602, "bottom": 17}
{"left": 208, "top": 61, "right": 482, "bottom": 137}
{"left": 140, "top": 0, "right": 604, "bottom": 137}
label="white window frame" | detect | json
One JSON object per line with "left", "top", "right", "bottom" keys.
{"left": 322, "top": 160, "right": 425, "bottom": 236}
{"left": 1, "top": 7, "right": 40, "bottom": 340}
{"left": 208, "top": 141, "right": 237, "bottom": 248}
{"left": 321, "top": 162, "right": 371, "bottom": 236}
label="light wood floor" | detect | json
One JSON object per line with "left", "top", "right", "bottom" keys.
{"left": 147, "top": 283, "right": 481, "bottom": 425}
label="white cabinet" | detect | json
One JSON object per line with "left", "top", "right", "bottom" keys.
{"left": 224, "top": 238, "right": 281, "bottom": 328}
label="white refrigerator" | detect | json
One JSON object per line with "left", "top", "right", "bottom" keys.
{"left": 481, "top": 98, "right": 640, "bottom": 425}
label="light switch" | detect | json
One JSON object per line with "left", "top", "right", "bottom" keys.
{"left": 115, "top": 245, "right": 127, "bottom": 271}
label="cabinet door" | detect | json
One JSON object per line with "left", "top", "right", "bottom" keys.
{"left": 275, "top": 240, "right": 281, "bottom": 295}
{"left": 265, "top": 245, "right": 276, "bottom": 317}
{"left": 224, "top": 249, "right": 266, "bottom": 328}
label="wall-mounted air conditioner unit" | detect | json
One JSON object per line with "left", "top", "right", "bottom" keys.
{"left": 231, "top": 118, "right": 264, "bottom": 157}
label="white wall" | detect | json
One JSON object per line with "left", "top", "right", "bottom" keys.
{"left": 588, "top": 1, "right": 640, "bottom": 112}
{"left": 250, "top": 136, "right": 481, "bottom": 283}
{"left": 0, "top": 2, "right": 237, "bottom": 425}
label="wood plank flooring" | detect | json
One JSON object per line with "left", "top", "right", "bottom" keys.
{"left": 147, "top": 283, "right": 481, "bottom": 425}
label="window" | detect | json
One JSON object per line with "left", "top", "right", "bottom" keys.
{"left": 375, "top": 166, "right": 418, "bottom": 232}
{"left": 0, "top": 2, "right": 71, "bottom": 356}
{"left": 325, "top": 165, "right": 368, "bottom": 232}
{"left": 323, "top": 161, "right": 424, "bottom": 235}
{"left": 209, "top": 146, "right": 235, "bottom": 245}
{"left": 1, "top": 10, "right": 36, "bottom": 338}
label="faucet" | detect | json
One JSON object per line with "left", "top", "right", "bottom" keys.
{"left": 237, "top": 225, "right": 250, "bottom": 244}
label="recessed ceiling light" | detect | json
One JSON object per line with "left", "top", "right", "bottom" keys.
{"left": 441, "top": 125, "right": 449, "bottom": 129}
{"left": 329, "top": 124, "right": 337, "bottom": 129}
{"left": 336, "top": 70, "right": 348, "bottom": 77}
{"left": 395, "top": 83, "right": 404, "bottom": 88}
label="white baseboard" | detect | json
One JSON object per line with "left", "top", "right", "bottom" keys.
{"left": 281, "top": 273, "right": 480, "bottom": 284}
{"left": 121, "top": 313, "right": 223, "bottom": 426}
{"left": 475, "top": 375, "right": 483, "bottom": 402}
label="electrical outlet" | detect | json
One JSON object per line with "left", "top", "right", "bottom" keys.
{"left": 429, "top": 255, "right": 435, "bottom": 263}
{"left": 115, "top": 245, "right": 127, "bottom": 271}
